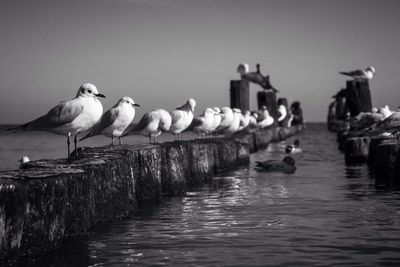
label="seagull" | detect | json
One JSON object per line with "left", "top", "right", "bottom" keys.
{"left": 216, "top": 107, "right": 234, "bottom": 133}
{"left": 359, "top": 112, "right": 400, "bottom": 137}
{"left": 169, "top": 98, "right": 196, "bottom": 141}
{"left": 238, "top": 110, "right": 251, "bottom": 131}
{"left": 379, "top": 105, "right": 393, "bottom": 119}
{"left": 123, "top": 108, "right": 171, "bottom": 143}
{"left": 339, "top": 66, "right": 375, "bottom": 80}
{"left": 223, "top": 108, "right": 242, "bottom": 136}
{"left": 7, "top": 83, "right": 105, "bottom": 159}
{"left": 277, "top": 104, "right": 287, "bottom": 122}
{"left": 210, "top": 107, "right": 222, "bottom": 136}
{"left": 258, "top": 106, "right": 274, "bottom": 128}
{"left": 80, "top": 96, "right": 139, "bottom": 145}
{"left": 237, "top": 63, "right": 279, "bottom": 92}
{"left": 192, "top": 108, "right": 216, "bottom": 138}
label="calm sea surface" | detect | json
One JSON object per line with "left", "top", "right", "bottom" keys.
{"left": 3, "top": 123, "right": 400, "bottom": 266}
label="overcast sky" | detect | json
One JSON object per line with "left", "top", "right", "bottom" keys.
{"left": 0, "top": 0, "right": 399, "bottom": 123}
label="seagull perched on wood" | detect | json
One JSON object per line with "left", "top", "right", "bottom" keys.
{"left": 339, "top": 66, "right": 376, "bottom": 80}
{"left": 223, "top": 108, "right": 242, "bottom": 136}
{"left": 169, "top": 98, "right": 196, "bottom": 141}
{"left": 80, "top": 96, "right": 139, "bottom": 145}
{"left": 216, "top": 107, "right": 234, "bottom": 135}
{"left": 192, "top": 108, "right": 216, "bottom": 137}
{"left": 237, "top": 63, "right": 278, "bottom": 92}
{"left": 7, "top": 83, "right": 105, "bottom": 160}
{"left": 123, "top": 108, "right": 171, "bottom": 143}
{"left": 359, "top": 112, "right": 400, "bottom": 137}
{"left": 258, "top": 106, "right": 274, "bottom": 128}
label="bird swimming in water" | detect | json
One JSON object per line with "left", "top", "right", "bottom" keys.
{"left": 7, "top": 83, "right": 106, "bottom": 160}
{"left": 80, "top": 96, "right": 139, "bottom": 145}
{"left": 255, "top": 156, "right": 297, "bottom": 174}
{"left": 123, "top": 108, "right": 171, "bottom": 143}
{"left": 339, "top": 66, "right": 375, "bottom": 80}
{"left": 237, "top": 63, "right": 278, "bottom": 92}
{"left": 169, "top": 98, "right": 196, "bottom": 141}
{"left": 285, "top": 139, "right": 302, "bottom": 154}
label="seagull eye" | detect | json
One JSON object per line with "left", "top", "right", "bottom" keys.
{"left": 87, "top": 90, "right": 92, "bottom": 94}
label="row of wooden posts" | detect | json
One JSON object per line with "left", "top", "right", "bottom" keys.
{"left": 328, "top": 80, "right": 400, "bottom": 187}
{"left": 230, "top": 80, "right": 290, "bottom": 127}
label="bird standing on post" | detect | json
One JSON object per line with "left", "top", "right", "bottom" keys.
{"left": 237, "top": 63, "right": 278, "bottom": 92}
{"left": 169, "top": 98, "right": 196, "bottom": 141}
{"left": 7, "top": 83, "right": 106, "bottom": 160}
{"left": 339, "top": 66, "right": 376, "bottom": 80}
{"left": 123, "top": 108, "right": 171, "bottom": 143}
{"left": 80, "top": 96, "right": 139, "bottom": 145}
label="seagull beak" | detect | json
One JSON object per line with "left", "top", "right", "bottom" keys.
{"left": 132, "top": 103, "right": 140, "bottom": 107}
{"left": 95, "top": 93, "right": 106, "bottom": 98}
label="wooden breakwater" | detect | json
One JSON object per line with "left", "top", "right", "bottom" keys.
{"left": 0, "top": 125, "right": 303, "bottom": 262}
{"left": 328, "top": 79, "right": 400, "bottom": 187}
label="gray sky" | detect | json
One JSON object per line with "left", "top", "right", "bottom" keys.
{"left": 1, "top": 0, "right": 399, "bottom": 123}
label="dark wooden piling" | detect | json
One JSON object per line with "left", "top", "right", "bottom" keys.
{"left": 257, "top": 91, "right": 278, "bottom": 125}
{"left": 277, "top": 98, "right": 290, "bottom": 128}
{"left": 368, "top": 139, "right": 400, "bottom": 186}
{"left": 344, "top": 136, "right": 371, "bottom": 164}
{"left": 230, "top": 80, "right": 250, "bottom": 111}
{"left": 346, "top": 80, "right": 372, "bottom": 116}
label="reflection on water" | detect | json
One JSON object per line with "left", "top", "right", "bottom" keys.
{"left": 10, "top": 124, "right": 400, "bottom": 266}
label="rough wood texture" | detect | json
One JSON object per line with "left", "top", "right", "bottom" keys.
{"left": 230, "top": 80, "right": 250, "bottom": 111}
{"left": 344, "top": 136, "right": 371, "bottom": 164}
{"left": 346, "top": 80, "right": 372, "bottom": 117}
{"left": 336, "top": 97, "right": 347, "bottom": 120}
{"left": 0, "top": 126, "right": 304, "bottom": 262}
{"left": 277, "top": 98, "right": 290, "bottom": 128}
{"left": 257, "top": 91, "right": 278, "bottom": 126}
{"left": 368, "top": 139, "right": 400, "bottom": 186}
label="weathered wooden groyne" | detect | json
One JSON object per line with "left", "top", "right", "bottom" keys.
{"left": 328, "top": 79, "right": 400, "bottom": 187}
{"left": 0, "top": 125, "right": 303, "bottom": 262}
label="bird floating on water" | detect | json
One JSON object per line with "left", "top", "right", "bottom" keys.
{"left": 237, "top": 63, "right": 278, "bottom": 92}
{"left": 7, "top": 83, "right": 106, "bottom": 160}
{"left": 285, "top": 139, "right": 302, "bottom": 154}
{"left": 80, "top": 96, "right": 139, "bottom": 145}
{"left": 123, "top": 108, "right": 171, "bottom": 143}
{"left": 339, "top": 66, "right": 376, "bottom": 80}
{"left": 255, "top": 156, "right": 297, "bottom": 174}
{"left": 169, "top": 98, "right": 196, "bottom": 141}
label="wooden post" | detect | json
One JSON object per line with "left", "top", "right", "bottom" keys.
{"left": 257, "top": 91, "right": 278, "bottom": 125}
{"left": 346, "top": 80, "right": 372, "bottom": 117}
{"left": 335, "top": 97, "right": 347, "bottom": 120}
{"left": 277, "top": 98, "right": 290, "bottom": 128}
{"left": 230, "top": 80, "right": 249, "bottom": 111}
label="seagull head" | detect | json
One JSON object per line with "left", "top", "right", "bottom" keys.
{"left": 213, "top": 107, "right": 221, "bottom": 114}
{"left": 119, "top": 96, "right": 140, "bottom": 108}
{"left": 187, "top": 98, "right": 196, "bottom": 112}
{"left": 204, "top": 108, "right": 215, "bottom": 116}
{"left": 77, "top": 83, "right": 106, "bottom": 98}
{"left": 366, "top": 66, "right": 376, "bottom": 74}
{"left": 237, "top": 63, "right": 250, "bottom": 75}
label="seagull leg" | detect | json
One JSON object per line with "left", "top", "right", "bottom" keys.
{"left": 118, "top": 137, "right": 122, "bottom": 145}
{"left": 67, "top": 133, "right": 71, "bottom": 160}
{"left": 74, "top": 135, "right": 78, "bottom": 157}
{"left": 111, "top": 136, "right": 114, "bottom": 146}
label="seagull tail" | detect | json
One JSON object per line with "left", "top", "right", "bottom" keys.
{"left": 6, "top": 122, "right": 30, "bottom": 132}
{"left": 339, "top": 71, "right": 351, "bottom": 77}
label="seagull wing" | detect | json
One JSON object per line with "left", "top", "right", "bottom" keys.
{"left": 339, "top": 69, "right": 364, "bottom": 77}
{"left": 123, "top": 112, "right": 152, "bottom": 136}
{"left": 7, "top": 99, "right": 84, "bottom": 132}
{"left": 80, "top": 108, "right": 117, "bottom": 140}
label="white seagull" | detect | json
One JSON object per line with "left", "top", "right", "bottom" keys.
{"left": 123, "top": 108, "right": 171, "bottom": 143}
{"left": 7, "top": 83, "right": 105, "bottom": 159}
{"left": 80, "top": 96, "right": 139, "bottom": 145}
{"left": 169, "top": 98, "right": 196, "bottom": 141}
{"left": 277, "top": 104, "right": 287, "bottom": 122}
{"left": 258, "top": 106, "right": 274, "bottom": 128}
{"left": 192, "top": 108, "right": 216, "bottom": 137}
{"left": 216, "top": 107, "right": 234, "bottom": 133}
{"left": 238, "top": 110, "right": 251, "bottom": 131}
{"left": 223, "top": 108, "right": 242, "bottom": 136}
{"left": 249, "top": 112, "right": 258, "bottom": 128}
{"left": 339, "top": 66, "right": 376, "bottom": 80}
{"left": 210, "top": 107, "right": 222, "bottom": 135}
